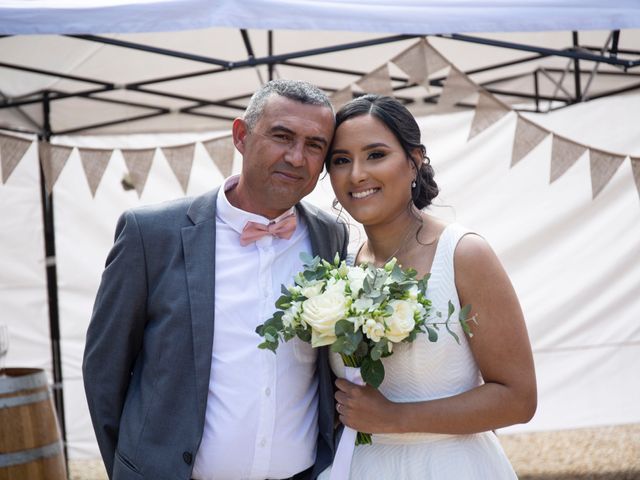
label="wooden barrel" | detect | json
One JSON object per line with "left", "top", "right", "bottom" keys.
{"left": 0, "top": 368, "right": 67, "bottom": 480}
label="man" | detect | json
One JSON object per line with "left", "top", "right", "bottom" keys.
{"left": 83, "top": 79, "right": 348, "bottom": 480}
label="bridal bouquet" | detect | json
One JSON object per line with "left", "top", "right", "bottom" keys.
{"left": 256, "top": 252, "right": 473, "bottom": 445}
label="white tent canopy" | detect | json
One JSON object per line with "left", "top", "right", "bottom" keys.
{"left": 2, "top": 0, "right": 640, "bottom": 35}
{"left": 1, "top": 0, "right": 639, "bottom": 461}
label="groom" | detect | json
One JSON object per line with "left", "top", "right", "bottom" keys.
{"left": 83, "top": 79, "right": 348, "bottom": 480}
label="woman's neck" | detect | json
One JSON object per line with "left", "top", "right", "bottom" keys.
{"left": 361, "top": 208, "right": 423, "bottom": 266}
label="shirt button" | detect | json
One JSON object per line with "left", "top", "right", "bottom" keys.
{"left": 264, "top": 387, "right": 271, "bottom": 396}
{"left": 260, "top": 438, "right": 267, "bottom": 447}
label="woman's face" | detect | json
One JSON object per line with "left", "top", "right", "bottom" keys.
{"left": 328, "top": 114, "right": 416, "bottom": 227}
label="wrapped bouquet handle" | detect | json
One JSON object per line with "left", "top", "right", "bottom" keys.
{"left": 330, "top": 366, "right": 365, "bottom": 480}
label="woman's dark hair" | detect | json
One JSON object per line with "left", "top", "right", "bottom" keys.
{"left": 326, "top": 94, "right": 439, "bottom": 209}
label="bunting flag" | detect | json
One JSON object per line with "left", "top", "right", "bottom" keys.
{"left": 550, "top": 136, "right": 587, "bottom": 183}
{"left": 161, "top": 143, "right": 195, "bottom": 193}
{"left": 437, "top": 66, "right": 477, "bottom": 111}
{"left": 356, "top": 64, "right": 394, "bottom": 97}
{"left": 589, "top": 149, "right": 626, "bottom": 199}
{"left": 330, "top": 86, "right": 353, "bottom": 110}
{"left": 631, "top": 157, "right": 640, "bottom": 201}
{"left": 423, "top": 40, "right": 451, "bottom": 79}
{"left": 468, "top": 90, "right": 511, "bottom": 140}
{"left": 203, "top": 136, "right": 235, "bottom": 178}
{"left": 122, "top": 148, "right": 155, "bottom": 197}
{"left": 511, "top": 116, "right": 549, "bottom": 167}
{"left": 78, "top": 148, "right": 112, "bottom": 197}
{"left": 391, "top": 39, "right": 451, "bottom": 92}
{"left": 0, "top": 133, "right": 32, "bottom": 184}
{"left": 39, "top": 141, "right": 73, "bottom": 194}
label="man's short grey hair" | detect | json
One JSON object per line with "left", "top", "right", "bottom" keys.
{"left": 243, "top": 79, "right": 334, "bottom": 130}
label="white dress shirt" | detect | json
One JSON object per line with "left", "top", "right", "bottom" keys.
{"left": 192, "top": 176, "right": 318, "bottom": 480}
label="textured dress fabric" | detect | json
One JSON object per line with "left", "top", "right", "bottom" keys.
{"left": 320, "top": 223, "right": 517, "bottom": 479}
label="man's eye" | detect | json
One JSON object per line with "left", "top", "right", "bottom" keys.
{"left": 272, "top": 134, "right": 291, "bottom": 143}
{"left": 307, "top": 142, "right": 324, "bottom": 151}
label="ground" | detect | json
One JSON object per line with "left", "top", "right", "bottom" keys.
{"left": 68, "top": 424, "right": 640, "bottom": 479}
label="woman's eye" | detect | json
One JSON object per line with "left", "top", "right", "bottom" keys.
{"left": 331, "top": 156, "right": 350, "bottom": 166}
{"left": 368, "top": 151, "right": 385, "bottom": 160}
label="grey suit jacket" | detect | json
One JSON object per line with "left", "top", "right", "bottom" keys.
{"left": 83, "top": 187, "right": 349, "bottom": 480}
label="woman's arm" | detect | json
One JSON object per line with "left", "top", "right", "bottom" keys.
{"left": 335, "top": 233, "right": 537, "bottom": 434}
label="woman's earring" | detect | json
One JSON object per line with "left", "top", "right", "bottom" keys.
{"left": 411, "top": 179, "right": 417, "bottom": 189}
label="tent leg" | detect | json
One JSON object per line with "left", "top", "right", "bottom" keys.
{"left": 40, "top": 91, "right": 69, "bottom": 478}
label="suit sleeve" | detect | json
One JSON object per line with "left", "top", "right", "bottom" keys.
{"left": 82, "top": 210, "right": 148, "bottom": 477}
{"left": 338, "top": 221, "right": 349, "bottom": 261}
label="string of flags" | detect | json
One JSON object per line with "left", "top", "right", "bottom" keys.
{"left": 1, "top": 37, "right": 639, "bottom": 201}
{"left": 329, "top": 38, "right": 640, "bottom": 202}
{"left": 0, "top": 133, "right": 235, "bottom": 197}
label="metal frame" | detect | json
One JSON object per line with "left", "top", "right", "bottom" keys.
{"left": 1, "top": 30, "right": 639, "bottom": 474}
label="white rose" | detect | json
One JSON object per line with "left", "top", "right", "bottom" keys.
{"left": 363, "top": 318, "right": 385, "bottom": 342}
{"left": 325, "top": 278, "right": 347, "bottom": 296}
{"left": 347, "top": 267, "right": 367, "bottom": 296}
{"left": 301, "top": 281, "right": 324, "bottom": 299}
{"left": 386, "top": 299, "right": 416, "bottom": 342}
{"left": 300, "top": 290, "right": 347, "bottom": 347}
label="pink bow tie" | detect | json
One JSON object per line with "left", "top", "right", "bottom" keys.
{"left": 239, "top": 213, "right": 297, "bottom": 246}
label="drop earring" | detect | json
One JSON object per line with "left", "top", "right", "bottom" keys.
{"left": 411, "top": 179, "right": 417, "bottom": 189}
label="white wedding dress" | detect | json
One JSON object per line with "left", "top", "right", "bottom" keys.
{"left": 319, "top": 224, "right": 518, "bottom": 479}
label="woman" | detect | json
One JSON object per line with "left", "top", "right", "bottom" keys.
{"left": 321, "top": 94, "right": 537, "bottom": 479}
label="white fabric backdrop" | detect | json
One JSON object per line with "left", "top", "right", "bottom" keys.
{"left": 1, "top": 0, "right": 640, "bottom": 35}
{"left": 1, "top": 93, "right": 638, "bottom": 458}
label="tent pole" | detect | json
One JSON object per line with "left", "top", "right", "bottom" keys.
{"left": 39, "top": 90, "right": 69, "bottom": 477}
{"left": 572, "top": 31, "right": 582, "bottom": 102}
{"left": 268, "top": 30, "right": 274, "bottom": 81}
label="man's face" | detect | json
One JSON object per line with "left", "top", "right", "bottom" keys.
{"left": 231, "top": 95, "right": 335, "bottom": 218}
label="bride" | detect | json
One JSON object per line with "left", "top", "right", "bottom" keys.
{"left": 320, "top": 94, "right": 537, "bottom": 479}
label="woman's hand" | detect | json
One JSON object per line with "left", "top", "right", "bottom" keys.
{"left": 334, "top": 378, "right": 401, "bottom": 433}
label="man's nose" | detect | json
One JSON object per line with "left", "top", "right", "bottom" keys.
{"left": 284, "top": 140, "right": 305, "bottom": 167}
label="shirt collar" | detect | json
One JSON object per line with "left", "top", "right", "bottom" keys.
{"left": 216, "top": 175, "right": 296, "bottom": 235}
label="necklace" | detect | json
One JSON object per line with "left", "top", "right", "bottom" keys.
{"left": 366, "top": 218, "right": 421, "bottom": 267}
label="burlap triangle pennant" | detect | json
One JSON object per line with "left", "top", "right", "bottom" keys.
{"left": 356, "top": 64, "right": 394, "bottom": 97}
{"left": 162, "top": 143, "right": 196, "bottom": 193}
{"left": 39, "top": 141, "right": 73, "bottom": 194}
{"left": 630, "top": 157, "right": 640, "bottom": 201}
{"left": 78, "top": 148, "right": 112, "bottom": 197}
{"left": 0, "top": 133, "right": 33, "bottom": 184}
{"left": 468, "top": 91, "right": 511, "bottom": 140}
{"left": 550, "top": 136, "right": 587, "bottom": 183}
{"left": 203, "top": 136, "right": 235, "bottom": 178}
{"left": 589, "top": 149, "right": 625, "bottom": 199}
{"left": 437, "top": 66, "right": 477, "bottom": 111}
{"left": 423, "top": 39, "right": 451, "bottom": 78}
{"left": 511, "top": 116, "right": 549, "bottom": 167}
{"left": 391, "top": 40, "right": 428, "bottom": 86}
{"left": 330, "top": 86, "right": 353, "bottom": 111}
{"left": 122, "top": 148, "right": 155, "bottom": 198}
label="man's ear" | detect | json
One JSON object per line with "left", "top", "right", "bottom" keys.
{"left": 232, "top": 118, "right": 248, "bottom": 155}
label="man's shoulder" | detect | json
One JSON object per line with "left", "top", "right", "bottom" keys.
{"left": 123, "top": 188, "right": 219, "bottom": 227}
{"left": 298, "top": 201, "right": 343, "bottom": 230}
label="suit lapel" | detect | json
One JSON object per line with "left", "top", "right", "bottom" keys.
{"left": 182, "top": 188, "right": 219, "bottom": 421}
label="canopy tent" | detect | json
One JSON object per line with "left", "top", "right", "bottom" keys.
{"left": 1, "top": 0, "right": 639, "bottom": 462}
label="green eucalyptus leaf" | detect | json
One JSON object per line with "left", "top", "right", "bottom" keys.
{"left": 425, "top": 325, "right": 438, "bottom": 342}
{"left": 361, "top": 357, "right": 385, "bottom": 388}
{"left": 335, "top": 319, "right": 355, "bottom": 336}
